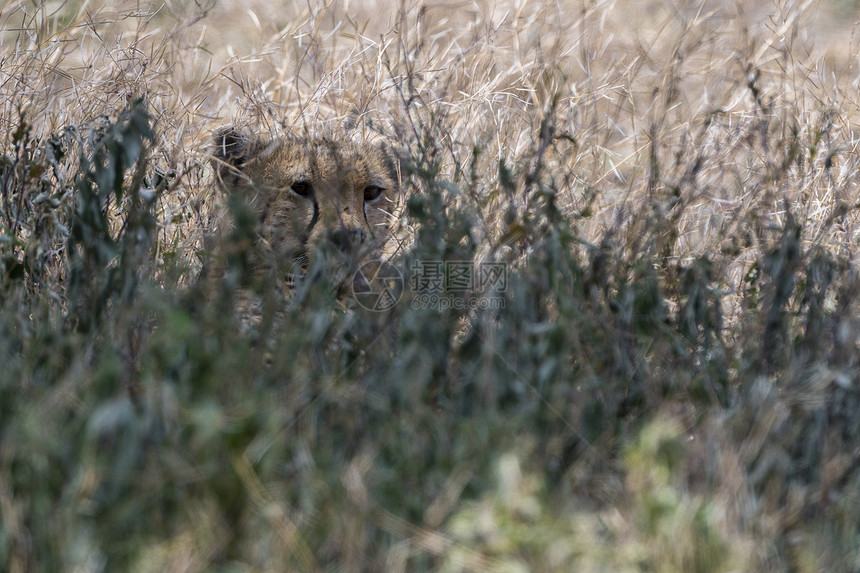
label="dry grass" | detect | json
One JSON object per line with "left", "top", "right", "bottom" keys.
{"left": 5, "top": 0, "right": 858, "bottom": 266}
{"left": 8, "top": 0, "right": 859, "bottom": 294}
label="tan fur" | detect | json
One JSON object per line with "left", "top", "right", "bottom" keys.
{"left": 211, "top": 126, "right": 400, "bottom": 282}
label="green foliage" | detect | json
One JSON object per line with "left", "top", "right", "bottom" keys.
{"left": 442, "top": 422, "right": 746, "bottom": 572}
{"left": 65, "top": 99, "right": 157, "bottom": 331}
{"left": 6, "top": 94, "right": 859, "bottom": 569}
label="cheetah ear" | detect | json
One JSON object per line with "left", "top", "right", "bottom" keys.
{"left": 211, "top": 126, "right": 254, "bottom": 186}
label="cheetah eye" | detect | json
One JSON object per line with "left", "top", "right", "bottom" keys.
{"left": 291, "top": 181, "right": 313, "bottom": 197}
{"left": 363, "top": 185, "right": 384, "bottom": 203}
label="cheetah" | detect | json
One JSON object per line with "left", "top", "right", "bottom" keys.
{"left": 210, "top": 126, "right": 401, "bottom": 288}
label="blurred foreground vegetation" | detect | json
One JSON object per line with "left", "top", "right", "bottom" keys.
{"left": 2, "top": 1, "right": 860, "bottom": 571}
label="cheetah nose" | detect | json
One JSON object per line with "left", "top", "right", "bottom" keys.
{"left": 329, "top": 227, "right": 366, "bottom": 252}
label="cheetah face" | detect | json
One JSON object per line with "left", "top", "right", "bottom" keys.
{"left": 212, "top": 126, "right": 400, "bottom": 283}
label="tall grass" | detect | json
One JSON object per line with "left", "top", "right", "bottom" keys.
{"left": 2, "top": 0, "right": 860, "bottom": 571}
